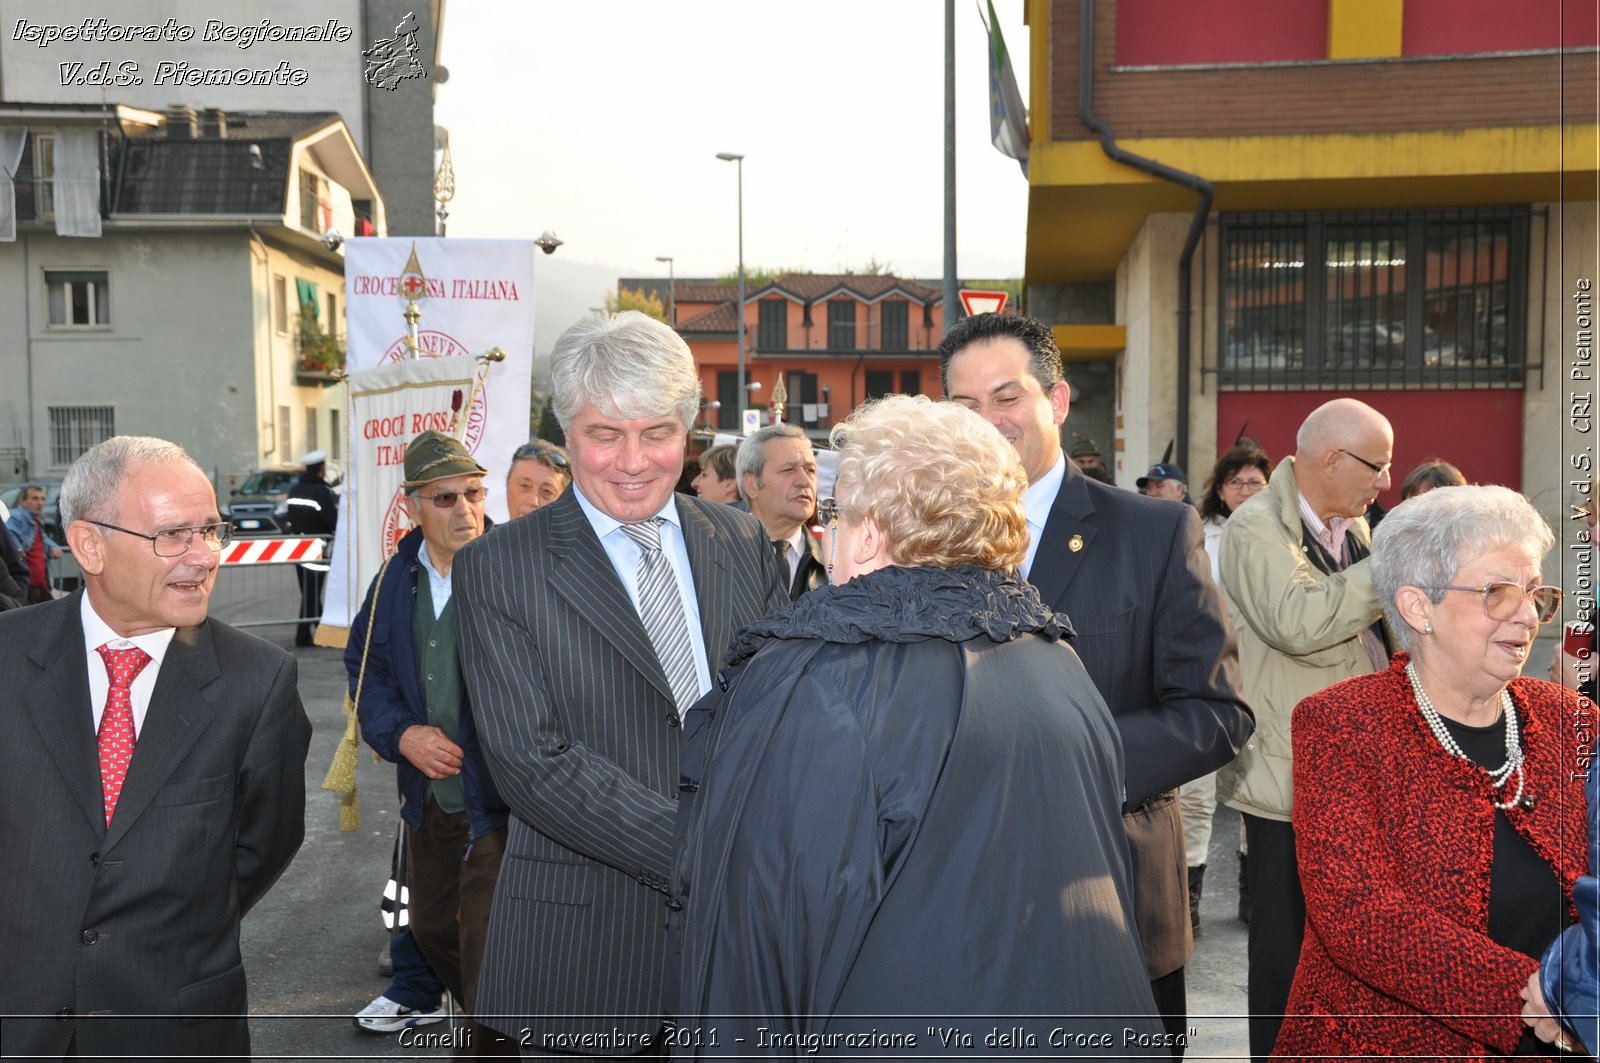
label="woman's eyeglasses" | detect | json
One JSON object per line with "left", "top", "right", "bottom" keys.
{"left": 1225, "top": 477, "right": 1267, "bottom": 491}
{"left": 1421, "top": 581, "right": 1563, "bottom": 624}
{"left": 512, "top": 442, "right": 570, "bottom": 471}
{"left": 815, "top": 497, "right": 840, "bottom": 525}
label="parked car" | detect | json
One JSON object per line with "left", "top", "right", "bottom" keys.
{"left": 0, "top": 479, "right": 65, "bottom": 543}
{"left": 225, "top": 466, "right": 342, "bottom": 536}
{"left": 226, "top": 468, "right": 301, "bottom": 535}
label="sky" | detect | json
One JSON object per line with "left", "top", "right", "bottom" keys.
{"left": 432, "top": 0, "right": 1032, "bottom": 318}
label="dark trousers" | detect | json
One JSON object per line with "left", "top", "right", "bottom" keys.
{"left": 1149, "top": 966, "right": 1187, "bottom": 1058}
{"left": 387, "top": 926, "right": 447, "bottom": 1011}
{"left": 409, "top": 800, "right": 509, "bottom": 1057}
{"left": 1242, "top": 813, "right": 1306, "bottom": 1063}
{"left": 293, "top": 564, "right": 326, "bottom": 645}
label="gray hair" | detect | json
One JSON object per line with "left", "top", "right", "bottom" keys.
{"left": 60, "top": 435, "right": 203, "bottom": 526}
{"left": 1371, "top": 484, "right": 1555, "bottom": 651}
{"left": 549, "top": 311, "right": 700, "bottom": 432}
{"left": 735, "top": 423, "right": 810, "bottom": 501}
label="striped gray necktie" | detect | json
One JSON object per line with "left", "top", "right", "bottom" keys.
{"left": 620, "top": 518, "right": 701, "bottom": 713}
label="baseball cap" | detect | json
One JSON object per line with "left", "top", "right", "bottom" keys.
{"left": 1136, "top": 463, "right": 1187, "bottom": 489}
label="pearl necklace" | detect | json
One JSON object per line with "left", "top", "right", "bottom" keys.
{"left": 1405, "top": 662, "right": 1525, "bottom": 811}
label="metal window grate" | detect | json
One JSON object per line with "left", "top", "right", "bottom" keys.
{"left": 48, "top": 406, "right": 114, "bottom": 467}
{"left": 1215, "top": 207, "right": 1530, "bottom": 390}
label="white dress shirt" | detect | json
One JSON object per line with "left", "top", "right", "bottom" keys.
{"left": 775, "top": 526, "right": 806, "bottom": 589}
{"left": 81, "top": 592, "right": 177, "bottom": 738}
{"left": 1019, "top": 450, "right": 1068, "bottom": 579}
{"left": 416, "top": 537, "right": 454, "bottom": 619}
{"left": 572, "top": 485, "right": 712, "bottom": 704}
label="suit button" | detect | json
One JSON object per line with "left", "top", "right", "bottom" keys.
{"left": 88, "top": 852, "right": 100, "bottom": 866}
{"left": 56, "top": 1008, "right": 73, "bottom": 1021}
{"left": 666, "top": 714, "right": 679, "bottom": 728}
{"left": 666, "top": 898, "right": 685, "bottom": 912}
{"left": 81, "top": 930, "right": 98, "bottom": 944}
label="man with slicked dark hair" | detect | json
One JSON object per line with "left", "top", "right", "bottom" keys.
{"left": 939, "top": 312, "right": 1253, "bottom": 1056}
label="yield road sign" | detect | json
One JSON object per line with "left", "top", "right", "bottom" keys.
{"left": 958, "top": 288, "right": 1009, "bottom": 316}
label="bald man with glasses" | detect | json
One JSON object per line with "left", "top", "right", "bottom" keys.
{"left": 1217, "top": 397, "right": 1395, "bottom": 1060}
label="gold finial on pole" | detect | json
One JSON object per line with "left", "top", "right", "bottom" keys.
{"left": 771, "top": 373, "right": 788, "bottom": 424}
{"left": 434, "top": 138, "right": 455, "bottom": 235}
{"left": 397, "top": 243, "right": 428, "bottom": 358}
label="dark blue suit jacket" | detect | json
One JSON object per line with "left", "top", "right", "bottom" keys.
{"left": 347, "top": 526, "right": 507, "bottom": 839}
{"left": 1029, "top": 458, "right": 1252, "bottom": 976}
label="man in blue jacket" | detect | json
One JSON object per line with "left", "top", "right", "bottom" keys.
{"left": 347, "top": 430, "right": 507, "bottom": 1052}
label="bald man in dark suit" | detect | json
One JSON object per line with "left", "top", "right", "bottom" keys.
{"left": 457, "top": 312, "right": 787, "bottom": 1053}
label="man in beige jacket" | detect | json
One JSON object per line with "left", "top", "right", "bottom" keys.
{"left": 1217, "top": 397, "right": 1393, "bottom": 1062}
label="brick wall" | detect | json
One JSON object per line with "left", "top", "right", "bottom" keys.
{"left": 1050, "top": 0, "right": 1597, "bottom": 141}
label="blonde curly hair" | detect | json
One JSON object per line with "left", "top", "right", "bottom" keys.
{"left": 829, "top": 394, "right": 1028, "bottom": 570}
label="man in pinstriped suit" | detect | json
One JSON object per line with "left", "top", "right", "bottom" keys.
{"left": 455, "top": 311, "right": 788, "bottom": 1054}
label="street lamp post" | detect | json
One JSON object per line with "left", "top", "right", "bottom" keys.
{"left": 715, "top": 152, "right": 746, "bottom": 423}
{"left": 655, "top": 255, "right": 676, "bottom": 327}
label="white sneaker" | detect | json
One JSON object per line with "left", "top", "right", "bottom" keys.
{"left": 353, "top": 993, "right": 448, "bottom": 1033}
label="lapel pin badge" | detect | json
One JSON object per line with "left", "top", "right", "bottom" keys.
{"left": 1068, "top": 534, "right": 1084, "bottom": 553}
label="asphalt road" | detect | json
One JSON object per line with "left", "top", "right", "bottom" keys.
{"left": 233, "top": 618, "right": 1253, "bottom": 1062}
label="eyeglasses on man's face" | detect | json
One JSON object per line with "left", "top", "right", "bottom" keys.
{"left": 87, "top": 519, "right": 233, "bottom": 557}
{"left": 415, "top": 486, "right": 489, "bottom": 509}
{"left": 1422, "top": 581, "right": 1563, "bottom": 624}
{"left": 1339, "top": 448, "right": 1393, "bottom": 477}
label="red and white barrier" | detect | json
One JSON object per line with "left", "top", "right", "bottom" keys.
{"left": 221, "top": 537, "right": 325, "bottom": 566}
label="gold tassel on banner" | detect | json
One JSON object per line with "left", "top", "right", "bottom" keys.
{"left": 322, "top": 692, "right": 363, "bottom": 831}
{"left": 321, "top": 554, "right": 394, "bottom": 832}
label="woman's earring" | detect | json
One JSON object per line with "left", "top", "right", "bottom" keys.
{"left": 1424, "top": 622, "right": 1433, "bottom": 634}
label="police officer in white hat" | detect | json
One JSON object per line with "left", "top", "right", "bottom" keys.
{"left": 283, "top": 450, "right": 338, "bottom": 646}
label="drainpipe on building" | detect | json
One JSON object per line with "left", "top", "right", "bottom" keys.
{"left": 1078, "top": 0, "right": 1213, "bottom": 476}
{"left": 23, "top": 229, "right": 34, "bottom": 475}
{"left": 248, "top": 225, "right": 278, "bottom": 462}
{"left": 111, "top": 108, "right": 131, "bottom": 212}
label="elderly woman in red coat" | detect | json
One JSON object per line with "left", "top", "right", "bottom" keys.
{"left": 1275, "top": 484, "right": 1588, "bottom": 1059}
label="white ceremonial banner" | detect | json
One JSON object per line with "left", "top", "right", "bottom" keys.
{"left": 317, "top": 237, "right": 536, "bottom": 644}
{"left": 320, "top": 356, "right": 480, "bottom": 638}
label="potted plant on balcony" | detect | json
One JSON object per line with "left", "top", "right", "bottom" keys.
{"left": 295, "top": 314, "right": 345, "bottom": 384}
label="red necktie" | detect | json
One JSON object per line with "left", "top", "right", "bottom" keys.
{"left": 96, "top": 644, "right": 152, "bottom": 826}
